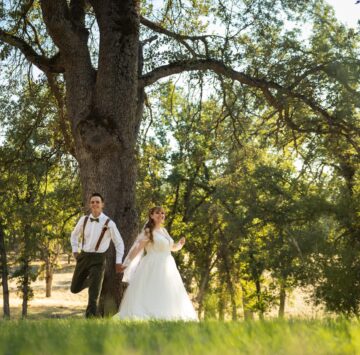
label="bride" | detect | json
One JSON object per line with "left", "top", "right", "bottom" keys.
{"left": 114, "top": 206, "right": 198, "bottom": 321}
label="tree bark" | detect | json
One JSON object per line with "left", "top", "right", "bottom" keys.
{"left": 223, "top": 256, "right": 237, "bottom": 320}
{"left": 228, "top": 276, "right": 237, "bottom": 321}
{"left": 77, "top": 143, "right": 139, "bottom": 314}
{"left": 222, "top": 259, "right": 238, "bottom": 320}
{"left": 21, "top": 255, "right": 30, "bottom": 319}
{"left": 278, "top": 280, "right": 286, "bottom": 318}
{"left": 218, "top": 229, "right": 237, "bottom": 320}
{"left": 197, "top": 267, "right": 210, "bottom": 319}
{"left": 0, "top": 221, "right": 10, "bottom": 319}
{"left": 217, "top": 282, "right": 225, "bottom": 321}
{"left": 21, "top": 225, "right": 32, "bottom": 319}
{"left": 255, "top": 278, "right": 264, "bottom": 320}
{"left": 45, "top": 258, "right": 53, "bottom": 298}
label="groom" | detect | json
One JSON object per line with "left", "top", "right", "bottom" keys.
{"left": 70, "top": 192, "right": 125, "bottom": 318}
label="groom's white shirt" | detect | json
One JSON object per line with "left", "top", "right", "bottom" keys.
{"left": 70, "top": 212, "right": 125, "bottom": 263}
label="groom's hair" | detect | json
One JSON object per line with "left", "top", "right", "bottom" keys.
{"left": 90, "top": 192, "right": 104, "bottom": 202}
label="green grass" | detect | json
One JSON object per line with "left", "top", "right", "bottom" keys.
{"left": 0, "top": 318, "right": 359, "bottom": 355}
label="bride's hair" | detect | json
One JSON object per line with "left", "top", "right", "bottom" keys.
{"left": 144, "top": 206, "right": 165, "bottom": 242}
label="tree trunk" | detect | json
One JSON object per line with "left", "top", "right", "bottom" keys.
{"left": 21, "top": 228, "right": 32, "bottom": 318}
{"left": 0, "top": 221, "right": 10, "bottom": 319}
{"left": 278, "top": 280, "right": 286, "bottom": 318}
{"left": 223, "top": 266, "right": 237, "bottom": 320}
{"left": 229, "top": 281, "right": 237, "bottom": 321}
{"left": 224, "top": 263, "right": 237, "bottom": 320}
{"left": 218, "top": 281, "right": 226, "bottom": 320}
{"left": 218, "top": 298, "right": 225, "bottom": 320}
{"left": 255, "top": 278, "right": 264, "bottom": 320}
{"left": 218, "top": 229, "right": 237, "bottom": 320}
{"left": 225, "top": 262, "right": 237, "bottom": 320}
{"left": 241, "top": 283, "right": 254, "bottom": 321}
{"left": 21, "top": 257, "right": 30, "bottom": 318}
{"left": 197, "top": 268, "right": 211, "bottom": 319}
{"left": 45, "top": 258, "right": 53, "bottom": 298}
{"left": 196, "top": 241, "right": 216, "bottom": 320}
{"left": 77, "top": 147, "right": 139, "bottom": 315}
{"left": 40, "top": 1, "right": 142, "bottom": 315}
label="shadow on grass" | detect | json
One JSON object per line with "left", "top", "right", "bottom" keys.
{"left": 8, "top": 306, "right": 85, "bottom": 320}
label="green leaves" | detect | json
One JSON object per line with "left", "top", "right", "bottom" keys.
{"left": 0, "top": 76, "right": 81, "bottom": 311}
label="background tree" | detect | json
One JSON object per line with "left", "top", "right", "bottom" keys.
{"left": 0, "top": 219, "right": 10, "bottom": 318}
{"left": 0, "top": 78, "right": 80, "bottom": 317}
{"left": 138, "top": 70, "right": 359, "bottom": 318}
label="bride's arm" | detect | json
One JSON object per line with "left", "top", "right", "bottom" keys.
{"left": 127, "top": 240, "right": 149, "bottom": 260}
{"left": 172, "top": 237, "right": 185, "bottom": 252}
{"left": 123, "top": 235, "right": 149, "bottom": 267}
{"left": 162, "top": 228, "right": 186, "bottom": 252}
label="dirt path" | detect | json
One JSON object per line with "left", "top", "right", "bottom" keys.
{"left": 1, "top": 255, "right": 87, "bottom": 319}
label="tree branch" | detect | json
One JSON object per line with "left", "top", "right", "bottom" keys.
{"left": 140, "top": 59, "right": 356, "bottom": 138}
{"left": 0, "top": 29, "right": 64, "bottom": 73}
{"left": 288, "top": 64, "right": 327, "bottom": 90}
{"left": 45, "top": 73, "right": 76, "bottom": 157}
{"left": 24, "top": 18, "right": 46, "bottom": 56}
{"left": 14, "top": 0, "right": 35, "bottom": 32}
{"left": 140, "top": 59, "right": 281, "bottom": 89}
{"left": 40, "top": 0, "right": 88, "bottom": 53}
{"left": 140, "top": 16, "right": 220, "bottom": 42}
{"left": 140, "top": 16, "right": 208, "bottom": 58}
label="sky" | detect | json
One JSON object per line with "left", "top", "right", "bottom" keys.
{"left": 326, "top": 0, "right": 359, "bottom": 27}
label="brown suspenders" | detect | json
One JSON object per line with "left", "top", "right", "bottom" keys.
{"left": 95, "top": 218, "right": 111, "bottom": 251}
{"left": 81, "top": 216, "right": 89, "bottom": 249}
{"left": 81, "top": 216, "right": 111, "bottom": 252}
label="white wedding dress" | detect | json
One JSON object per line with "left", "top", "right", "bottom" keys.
{"left": 114, "top": 228, "right": 198, "bottom": 321}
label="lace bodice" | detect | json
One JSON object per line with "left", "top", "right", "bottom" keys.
{"left": 145, "top": 228, "right": 174, "bottom": 254}
{"left": 122, "top": 227, "right": 182, "bottom": 283}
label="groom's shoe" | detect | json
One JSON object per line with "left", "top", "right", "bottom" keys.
{"left": 85, "top": 303, "right": 97, "bottom": 318}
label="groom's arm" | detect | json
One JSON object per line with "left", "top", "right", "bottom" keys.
{"left": 109, "top": 221, "right": 125, "bottom": 266}
{"left": 70, "top": 216, "right": 85, "bottom": 259}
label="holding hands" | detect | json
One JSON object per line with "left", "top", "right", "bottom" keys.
{"left": 116, "top": 264, "right": 126, "bottom": 273}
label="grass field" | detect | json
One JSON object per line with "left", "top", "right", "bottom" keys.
{"left": 0, "top": 318, "right": 358, "bottom": 355}
{"left": 0, "top": 257, "right": 342, "bottom": 354}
